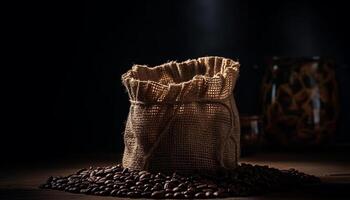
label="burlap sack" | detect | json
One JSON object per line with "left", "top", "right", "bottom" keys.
{"left": 122, "top": 56, "right": 240, "bottom": 174}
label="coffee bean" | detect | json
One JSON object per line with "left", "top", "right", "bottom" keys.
{"left": 187, "top": 187, "right": 196, "bottom": 194}
{"left": 194, "top": 192, "right": 205, "bottom": 198}
{"left": 130, "top": 186, "right": 137, "bottom": 190}
{"left": 164, "top": 182, "right": 176, "bottom": 189}
{"left": 80, "top": 188, "right": 90, "bottom": 193}
{"left": 90, "top": 187, "right": 98, "bottom": 193}
{"left": 69, "top": 187, "right": 79, "bottom": 193}
{"left": 205, "top": 191, "right": 213, "bottom": 197}
{"left": 207, "top": 184, "right": 218, "bottom": 189}
{"left": 135, "top": 181, "right": 143, "bottom": 186}
{"left": 203, "top": 188, "right": 214, "bottom": 193}
{"left": 173, "top": 192, "right": 184, "bottom": 198}
{"left": 172, "top": 187, "right": 183, "bottom": 192}
{"left": 141, "top": 191, "right": 151, "bottom": 197}
{"left": 98, "top": 190, "right": 108, "bottom": 196}
{"left": 105, "top": 173, "right": 113, "bottom": 180}
{"left": 125, "top": 179, "right": 134, "bottom": 185}
{"left": 76, "top": 168, "right": 87, "bottom": 175}
{"left": 164, "top": 193, "right": 173, "bottom": 198}
{"left": 41, "top": 163, "right": 320, "bottom": 198}
{"left": 196, "top": 184, "right": 207, "bottom": 189}
{"left": 177, "top": 183, "right": 186, "bottom": 189}
{"left": 213, "top": 191, "right": 221, "bottom": 197}
{"left": 138, "top": 170, "right": 148, "bottom": 175}
{"left": 165, "top": 188, "right": 172, "bottom": 193}
{"left": 153, "top": 178, "right": 162, "bottom": 183}
{"left": 106, "top": 183, "right": 113, "bottom": 188}
{"left": 95, "top": 170, "right": 105, "bottom": 176}
{"left": 151, "top": 190, "right": 165, "bottom": 198}
{"left": 119, "top": 188, "right": 128, "bottom": 193}
{"left": 122, "top": 168, "right": 128, "bottom": 174}
{"left": 155, "top": 172, "right": 166, "bottom": 179}
{"left": 153, "top": 183, "right": 162, "bottom": 190}
{"left": 116, "top": 190, "right": 124, "bottom": 196}
{"left": 126, "top": 192, "right": 136, "bottom": 197}
{"left": 110, "top": 189, "right": 118, "bottom": 196}
{"left": 139, "top": 173, "right": 151, "bottom": 180}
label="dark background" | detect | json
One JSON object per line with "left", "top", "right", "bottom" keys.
{"left": 5, "top": 0, "right": 350, "bottom": 161}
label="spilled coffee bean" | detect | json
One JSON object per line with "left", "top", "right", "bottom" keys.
{"left": 40, "top": 163, "right": 320, "bottom": 198}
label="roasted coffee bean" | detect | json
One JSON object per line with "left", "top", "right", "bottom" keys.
{"left": 205, "top": 191, "right": 213, "bottom": 197}
{"left": 130, "top": 186, "right": 137, "bottom": 190}
{"left": 69, "top": 187, "right": 79, "bottom": 193}
{"left": 76, "top": 168, "right": 87, "bottom": 175}
{"left": 177, "top": 183, "right": 186, "bottom": 189}
{"left": 164, "top": 182, "right": 176, "bottom": 189}
{"left": 183, "top": 191, "right": 193, "bottom": 198}
{"left": 151, "top": 190, "right": 165, "bottom": 198}
{"left": 127, "top": 192, "right": 136, "bottom": 197}
{"left": 141, "top": 191, "right": 151, "bottom": 197}
{"left": 119, "top": 188, "right": 128, "bottom": 193}
{"left": 169, "top": 178, "right": 180, "bottom": 184}
{"left": 125, "top": 179, "right": 134, "bottom": 185}
{"left": 90, "top": 187, "right": 98, "bottom": 193}
{"left": 187, "top": 187, "right": 196, "bottom": 194}
{"left": 116, "top": 190, "right": 124, "bottom": 196}
{"left": 80, "top": 188, "right": 90, "bottom": 193}
{"left": 202, "top": 188, "right": 214, "bottom": 193}
{"left": 139, "top": 173, "right": 151, "bottom": 180}
{"left": 172, "top": 192, "right": 182, "bottom": 198}
{"left": 135, "top": 181, "right": 143, "bottom": 186}
{"left": 213, "top": 191, "right": 221, "bottom": 197}
{"left": 138, "top": 171, "right": 148, "bottom": 175}
{"left": 95, "top": 170, "right": 105, "bottom": 176}
{"left": 153, "top": 178, "right": 162, "bottom": 183}
{"left": 119, "top": 185, "right": 127, "bottom": 189}
{"left": 105, "top": 173, "right": 113, "bottom": 180}
{"left": 194, "top": 192, "right": 205, "bottom": 198}
{"left": 41, "top": 163, "right": 320, "bottom": 198}
{"left": 155, "top": 173, "right": 166, "bottom": 179}
{"left": 172, "top": 187, "right": 182, "bottom": 192}
{"left": 110, "top": 189, "right": 118, "bottom": 196}
{"left": 98, "top": 190, "right": 108, "bottom": 196}
{"left": 164, "top": 193, "right": 173, "bottom": 198}
{"left": 153, "top": 183, "right": 163, "bottom": 190}
{"left": 165, "top": 188, "right": 172, "bottom": 193}
{"left": 196, "top": 184, "right": 207, "bottom": 189}
{"left": 122, "top": 168, "right": 128, "bottom": 174}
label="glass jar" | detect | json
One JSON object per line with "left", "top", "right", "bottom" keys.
{"left": 261, "top": 57, "right": 339, "bottom": 147}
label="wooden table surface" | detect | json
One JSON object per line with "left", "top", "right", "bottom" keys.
{"left": 1, "top": 152, "right": 349, "bottom": 200}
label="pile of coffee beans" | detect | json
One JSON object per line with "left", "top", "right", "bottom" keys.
{"left": 40, "top": 163, "right": 320, "bottom": 198}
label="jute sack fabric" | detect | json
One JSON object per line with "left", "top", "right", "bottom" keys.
{"left": 122, "top": 56, "right": 240, "bottom": 174}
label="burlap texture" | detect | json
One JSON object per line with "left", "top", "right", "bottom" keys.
{"left": 122, "top": 56, "right": 240, "bottom": 174}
